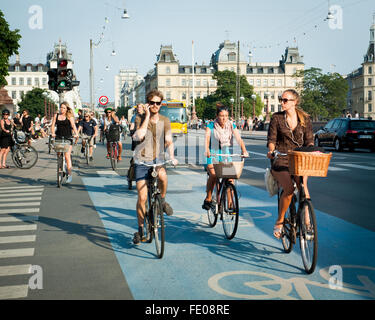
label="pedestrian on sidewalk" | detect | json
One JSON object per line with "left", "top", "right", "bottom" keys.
{"left": 0, "top": 109, "right": 14, "bottom": 168}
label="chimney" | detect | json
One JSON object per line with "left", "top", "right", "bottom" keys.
{"left": 15, "top": 54, "right": 20, "bottom": 64}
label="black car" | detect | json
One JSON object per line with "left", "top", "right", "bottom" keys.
{"left": 314, "top": 118, "right": 375, "bottom": 152}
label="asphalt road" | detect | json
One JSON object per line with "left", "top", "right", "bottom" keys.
{"left": 0, "top": 131, "right": 374, "bottom": 301}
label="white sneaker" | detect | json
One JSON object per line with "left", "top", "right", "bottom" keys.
{"left": 66, "top": 175, "right": 72, "bottom": 183}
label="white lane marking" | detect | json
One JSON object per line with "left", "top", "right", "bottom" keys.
{"left": 328, "top": 166, "right": 349, "bottom": 171}
{"left": 0, "top": 197, "right": 41, "bottom": 202}
{"left": 0, "top": 208, "right": 40, "bottom": 215}
{"left": 0, "top": 235, "right": 36, "bottom": 244}
{"left": 0, "top": 264, "right": 32, "bottom": 276}
{"left": 0, "top": 216, "right": 39, "bottom": 223}
{"left": 337, "top": 163, "right": 375, "bottom": 170}
{"left": 0, "top": 225, "right": 37, "bottom": 232}
{"left": 173, "top": 170, "right": 201, "bottom": 175}
{"left": 0, "top": 193, "right": 43, "bottom": 198}
{"left": 244, "top": 166, "right": 266, "bottom": 173}
{"left": 96, "top": 171, "right": 119, "bottom": 176}
{"left": 0, "top": 186, "right": 43, "bottom": 190}
{"left": 0, "top": 202, "right": 40, "bottom": 208}
{"left": 0, "top": 248, "right": 35, "bottom": 259}
{"left": 0, "top": 285, "right": 29, "bottom": 299}
{"left": 0, "top": 189, "right": 44, "bottom": 194}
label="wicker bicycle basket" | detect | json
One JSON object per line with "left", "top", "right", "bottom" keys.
{"left": 288, "top": 151, "right": 332, "bottom": 177}
{"left": 54, "top": 142, "right": 71, "bottom": 153}
{"left": 213, "top": 161, "right": 244, "bottom": 179}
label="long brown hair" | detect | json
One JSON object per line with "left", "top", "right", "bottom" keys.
{"left": 283, "top": 89, "right": 309, "bottom": 127}
{"left": 60, "top": 101, "right": 74, "bottom": 119}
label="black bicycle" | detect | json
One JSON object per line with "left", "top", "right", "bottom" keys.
{"left": 138, "top": 159, "right": 173, "bottom": 259}
{"left": 53, "top": 138, "right": 72, "bottom": 188}
{"left": 11, "top": 130, "right": 38, "bottom": 169}
{"left": 206, "top": 154, "right": 245, "bottom": 240}
{"left": 272, "top": 150, "right": 318, "bottom": 274}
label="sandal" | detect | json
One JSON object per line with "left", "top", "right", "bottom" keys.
{"left": 273, "top": 222, "right": 284, "bottom": 239}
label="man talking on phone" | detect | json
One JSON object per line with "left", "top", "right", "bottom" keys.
{"left": 132, "top": 89, "right": 178, "bottom": 245}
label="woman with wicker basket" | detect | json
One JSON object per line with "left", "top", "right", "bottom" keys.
{"left": 267, "top": 89, "right": 315, "bottom": 239}
{"left": 50, "top": 102, "right": 79, "bottom": 184}
{"left": 202, "top": 106, "right": 249, "bottom": 210}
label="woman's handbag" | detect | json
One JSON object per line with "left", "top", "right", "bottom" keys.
{"left": 264, "top": 168, "right": 278, "bottom": 197}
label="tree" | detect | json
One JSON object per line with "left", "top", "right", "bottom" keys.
{"left": 0, "top": 9, "right": 21, "bottom": 87}
{"left": 295, "top": 68, "right": 348, "bottom": 121}
{"left": 195, "top": 70, "right": 263, "bottom": 119}
{"left": 18, "top": 88, "right": 57, "bottom": 119}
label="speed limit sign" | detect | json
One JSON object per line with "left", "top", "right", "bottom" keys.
{"left": 99, "top": 96, "right": 109, "bottom": 106}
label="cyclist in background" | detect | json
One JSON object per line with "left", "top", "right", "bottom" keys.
{"left": 0, "top": 109, "right": 13, "bottom": 168}
{"left": 50, "top": 101, "right": 79, "bottom": 183}
{"left": 78, "top": 112, "right": 97, "bottom": 161}
{"left": 266, "top": 89, "right": 314, "bottom": 239}
{"left": 132, "top": 90, "right": 178, "bottom": 244}
{"left": 20, "top": 109, "right": 34, "bottom": 146}
{"left": 104, "top": 107, "right": 122, "bottom": 161}
{"left": 202, "top": 105, "right": 248, "bottom": 210}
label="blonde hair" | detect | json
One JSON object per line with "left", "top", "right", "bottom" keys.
{"left": 61, "top": 101, "right": 74, "bottom": 119}
{"left": 283, "top": 89, "right": 309, "bottom": 127}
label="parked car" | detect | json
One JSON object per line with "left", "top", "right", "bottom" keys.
{"left": 314, "top": 118, "right": 375, "bottom": 152}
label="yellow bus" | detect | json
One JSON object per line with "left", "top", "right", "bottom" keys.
{"left": 159, "top": 100, "right": 188, "bottom": 135}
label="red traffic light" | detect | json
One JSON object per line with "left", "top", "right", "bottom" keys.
{"left": 58, "top": 59, "right": 67, "bottom": 68}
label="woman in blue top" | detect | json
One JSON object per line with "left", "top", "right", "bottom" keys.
{"left": 202, "top": 105, "right": 249, "bottom": 210}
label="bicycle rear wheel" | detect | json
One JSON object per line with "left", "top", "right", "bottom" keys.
{"left": 12, "top": 145, "right": 38, "bottom": 169}
{"left": 110, "top": 143, "right": 117, "bottom": 170}
{"left": 221, "top": 182, "right": 239, "bottom": 240}
{"left": 207, "top": 179, "right": 218, "bottom": 227}
{"left": 57, "top": 153, "right": 64, "bottom": 188}
{"left": 281, "top": 192, "right": 296, "bottom": 253}
{"left": 299, "top": 199, "right": 318, "bottom": 274}
{"left": 152, "top": 195, "right": 165, "bottom": 258}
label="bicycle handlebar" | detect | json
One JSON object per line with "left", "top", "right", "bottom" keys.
{"left": 272, "top": 150, "right": 287, "bottom": 160}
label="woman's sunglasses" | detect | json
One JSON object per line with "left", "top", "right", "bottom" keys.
{"left": 279, "top": 98, "right": 295, "bottom": 104}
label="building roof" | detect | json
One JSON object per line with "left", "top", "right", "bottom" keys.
{"left": 211, "top": 40, "right": 247, "bottom": 65}
{"left": 8, "top": 63, "right": 48, "bottom": 72}
{"left": 0, "top": 88, "right": 14, "bottom": 105}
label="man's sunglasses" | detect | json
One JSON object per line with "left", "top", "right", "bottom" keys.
{"left": 279, "top": 98, "right": 295, "bottom": 104}
{"left": 148, "top": 101, "right": 162, "bottom": 106}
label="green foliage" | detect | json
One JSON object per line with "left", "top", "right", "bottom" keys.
{"left": 195, "top": 70, "right": 263, "bottom": 119}
{"left": 295, "top": 68, "right": 348, "bottom": 121}
{"left": 18, "top": 88, "right": 57, "bottom": 119}
{"left": 115, "top": 106, "right": 128, "bottom": 119}
{"left": 0, "top": 10, "right": 21, "bottom": 87}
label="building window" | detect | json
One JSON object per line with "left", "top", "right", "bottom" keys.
{"left": 181, "top": 78, "right": 186, "bottom": 86}
{"left": 166, "top": 78, "right": 171, "bottom": 86}
{"left": 15, "top": 65, "right": 20, "bottom": 72}
{"left": 197, "top": 91, "right": 201, "bottom": 99}
{"left": 20, "top": 91, "right": 25, "bottom": 98}
{"left": 368, "top": 90, "right": 372, "bottom": 101}
{"left": 166, "top": 66, "right": 170, "bottom": 74}
{"left": 12, "top": 91, "right": 16, "bottom": 99}
{"left": 166, "top": 91, "right": 171, "bottom": 100}
{"left": 369, "top": 103, "right": 372, "bottom": 112}
{"left": 27, "top": 65, "right": 31, "bottom": 72}
{"left": 278, "top": 104, "right": 282, "bottom": 112}
{"left": 165, "top": 54, "right": 171, "bottom": 62}
{"left": 210, "top": 80, "right": 215, "bottom": 86}
{"left": 19, "top": 78, "right": 24, "bottom": 85}
{"left": 196, "top": 79, "right": 201, "bottom": 86}
{"left": 203, "top": 79, "right": 207, "bottom": 86}
{"left": 270, "top": 79, "right": 275, "bottom": 86}
{"left": 228, "top": 52, "right": 236, "bottom": 61}
{"left": 368, "top": 78, "right": 372, "bottom": 86}
{"left": 38, "top": 65, "right": 43, "bottom": 72}
{"left": 42, "top": 77, "right": 47, "bottom": 86}
{"left": 263, "top": 79, "right": 268, "bottom": 87}
{"left": 182, "top": 92, "right": 186, "bottom": 99}
{"left": 27, "top": 77, "right": 32, "bottom": 85}
{"left": 256, "top": 79, "right": 261, "bottom": 86}
{"left": 35, "top": 78, "right": 39, "bottom": 86}
{"left": 277, "top": 79, "right": 282, "bottom": 86}
{"left": 11, "top": 77, "right": 16, "bottom": 85}
{"left": 249, "top": 79, "right": 254, "bottom": 86}
{"left": 271, "top": 104, "right": 275, "bottom": 112}
{"left": 369, "top": 66, "right": 373, "bottom": 74}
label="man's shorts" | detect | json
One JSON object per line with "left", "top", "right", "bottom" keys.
{"left": 134, "top": 159, "right": 165, "bottom": 182}
{"left": 82, "top": 134, "right": 94, "bottom": 147}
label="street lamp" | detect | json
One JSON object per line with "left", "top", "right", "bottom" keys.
{"left": 230, "top": 97, "right": 234, "bottom": 119}
{"left": 265, "top": 91, "right": 271, "bottom": 122}
{"left": 251, "top": 94, "right": 256, "bottom": 119}
{"left": 240, "top": 96, "right": 245, "bottom": 119}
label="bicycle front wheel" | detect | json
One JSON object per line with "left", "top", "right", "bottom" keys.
{"left": 281, "top": 192, "right": 296, "bottom": 253}
{"left": 221, "top": 182, "right": 239, "bottom": 240}
{"left": 12, "top": 145, "right": 38, "bottom": 169}
{"left": 207, "top": 179, "right": 219, "bottom": 227}
{"left": 110, "top": 143, "right": 117, "bottom": 171}
{"left": 299, "top": 199, "right": 318, "bottom": 274}
{"left": 57, "top": 154, "right": 64, "bottom": 188}
{"left": 152, "top": 195, "right": 165, "bottom": 258}
{"left": 143, "top": 201, "right": 153, "bottom": 243}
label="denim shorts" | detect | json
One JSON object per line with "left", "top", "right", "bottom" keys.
{"left": 134, "top": 159, "right": 165, "bottom": 182}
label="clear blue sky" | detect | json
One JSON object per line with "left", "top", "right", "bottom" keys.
{"left": 2, "top": 0, "right": 375, "bottom": 104}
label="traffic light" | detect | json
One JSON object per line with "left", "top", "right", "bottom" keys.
{"left": 57, "top": 59, "right": 71, "bottom": 91}
{"left": 47, "top": 69, "right": 57, "bottom": 91}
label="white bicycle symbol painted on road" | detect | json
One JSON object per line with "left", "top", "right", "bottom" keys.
{"left": 208, "top": 265, "right": 375, "bottom": 300}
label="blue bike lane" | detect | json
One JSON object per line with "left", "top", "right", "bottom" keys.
{"left": 82, "top": 168, "right": 375, "bottom": 300}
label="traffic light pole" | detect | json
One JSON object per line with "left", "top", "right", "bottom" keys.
{"left": 89, "top": 39, "right": 94, "bottom": 112}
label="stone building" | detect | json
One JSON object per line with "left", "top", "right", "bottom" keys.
{"left": 346, "top": 17, "right": 375, "bottom": 119}
{"left": 139, "top": 40, "right": 304, "bottom": 117}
